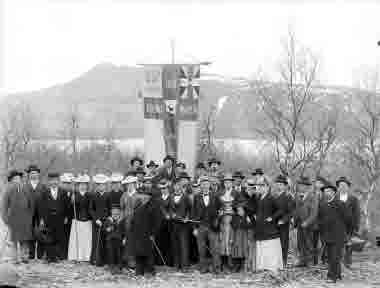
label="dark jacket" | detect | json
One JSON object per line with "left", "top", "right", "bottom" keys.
{"left": 318, "top": 198, "right": 352, "bottom": 244}
{"left": 169, "top": 193, "right": 192, "bottom": 222}
{"left": 89, "top": 192, "right": 112, "bottom": 223}
{"left": 69, "top": 192, "right": 91, "bottom": 221}
{"left": 273, "top": 192, "right": 296, "bottom": 225}
{"left": 192, "top": 193, "right": 221, "bottom": 232}
{"left": 23, "top": 182, "right": 47, "bottom": 227}
{"left": 2, "top": 183, "right": 35, "bottom": 242}
{"left": 35, "top": 187, "right": 70, "bottom": 241}
{"left": 255, "top": 193, "right": 281, "bottom": 241}
{"left": 294, "top": 191, "right": 319, "bottom": 229}
{"left": 231, "top": 214, "right": 250, "bottom": 230}
{"left": 128, "top": 194, "right": 163, "bottom": 256}
{"left": 343, "top": 195, "right": 360, "bottom": 236}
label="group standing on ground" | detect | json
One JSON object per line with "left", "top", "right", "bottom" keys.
{"left": 1, "top": 155, "right": 361, "bottom": 283}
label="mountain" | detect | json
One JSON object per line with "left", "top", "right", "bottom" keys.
{"left": 2, "top": 63, "right": 359, "bottom": 140}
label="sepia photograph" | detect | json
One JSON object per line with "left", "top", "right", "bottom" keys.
{"left": 0, "top": 1, "right": 379, "bottom": 287}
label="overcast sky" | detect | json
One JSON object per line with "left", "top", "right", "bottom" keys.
{"left": 2, "top": 0, "right": 380, "bottom": 93}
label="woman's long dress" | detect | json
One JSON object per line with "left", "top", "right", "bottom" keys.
{"left": 68, "top": 192, "right": 92, "bottom": 262}
{"left": 218, "top": 193, "right": 235, "bottom": 256}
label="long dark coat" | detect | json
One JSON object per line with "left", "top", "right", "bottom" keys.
{"left": 318, "top": 198, "right": 352, "bottom": 245}
{"left": 255, "top": 193, "right": 281, "bottom": 241}
{"left": 2, "top": 183, "right": 35, "bottom": 242}
{"left": 128, "top": 194, "right": 163, "bottom": 257}
{"left": 35, "top": 187, "right": 70, "bottom": 242}
{"left": 23, "top": 182, "right": 47, "bottom": 227}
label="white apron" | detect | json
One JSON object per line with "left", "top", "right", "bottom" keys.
{"left": 68, "top": 220, "right": 92, "bottom": 262}
{"left": 256, "top": 238, "right": 283, "bottom": 272}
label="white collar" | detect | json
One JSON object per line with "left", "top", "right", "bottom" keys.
{"left": 340, "top": 192, "right": 348, "bottom": 202}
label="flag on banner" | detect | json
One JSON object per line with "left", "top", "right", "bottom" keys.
{"left": 143, "top": 64, "right": 200, "bottom": 176}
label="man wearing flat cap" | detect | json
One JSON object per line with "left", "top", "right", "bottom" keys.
{"left": 294, "top": 176, "right": 320, "bottom": 267}
{"left": 336, "top": 176, "right": 360, "bottom": 268}
{"left": 208, "top": 158, "right": 223, "bottom": 179}
{"left": 35, "top": 172, "right": 70, "bottom": 262}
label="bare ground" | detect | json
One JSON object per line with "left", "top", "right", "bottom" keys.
{"left": 1, "top": 249, "right": 380, "bottom": 288}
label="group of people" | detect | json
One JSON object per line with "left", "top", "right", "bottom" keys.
{"left": 1, "top": 155, "right": 361, "bottom": 283}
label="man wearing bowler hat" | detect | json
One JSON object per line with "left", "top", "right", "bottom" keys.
{"left": 35, "top": 172, "right": 70, "bottom": 262}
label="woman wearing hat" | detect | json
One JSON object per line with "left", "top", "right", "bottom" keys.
{"left": 89, "top": 174, "right": 112, "bottom": 266}
{"left": 120, "top": 176, "right": 139, "bottom": 269}
{"left": 2, "top": 170, "right": 34, "bottom": 263}
{"left": 217, "top": 173, "right": 238, "bottom": 271}
{"left": 68, "top": 175, "right": 92, "bottom": 262}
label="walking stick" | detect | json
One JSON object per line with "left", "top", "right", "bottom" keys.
{"left": 0, "top": 230, "right": 10, "bottom": 261}
{"left": 95, "top": 223, "right": 102, "bottom": 265}
{"left": 73, "top": 192, "right": 79, "bottom": 260}
{"left": 151, "top": 237, "right": 167, "bottom": 266}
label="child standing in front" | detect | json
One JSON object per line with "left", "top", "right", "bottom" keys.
{"left": 231, "top": 200, "right": 250, "bottom": 272}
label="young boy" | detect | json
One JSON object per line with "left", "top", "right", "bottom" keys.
{"left": 318, "top": 183, "right": 352, "bottom": 283}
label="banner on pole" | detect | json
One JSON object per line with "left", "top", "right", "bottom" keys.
{"left": 142, "top": 64, "right": 200, "bottom": 176}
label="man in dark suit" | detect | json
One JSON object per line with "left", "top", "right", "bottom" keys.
{"left": 336, "top": 176, "right": 360, "bottom": 268}
{"left": 192, "top": 176, "right": 222, "bottom": 274}
{"left": 23, "top": 165, "right": 48, "bottom": 260}
{"left": 273, "top": 175, "right": 296, "bottom": 266}
{"left": 169, "top": 175, "right": 192, "bottom": 271}
{"left": 233, "top": 171, "right": 246, "bottom": 195}
{"left": 156, "top": 155, "right": 177, "bottom": 184}
{"left": 294, "top": 176, "right": 319, "bottom": 267}
{"left": 35, "top": 172, "right": 70, "bottom": 262}
{"left": 128, "top": 185, "right": 163, "bottom": 276}
{"left": 319, "top": 183, "right": 352, "bottom": 283}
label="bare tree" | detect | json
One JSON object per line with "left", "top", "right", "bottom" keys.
{"left": 344, "top": 67, "right": 380, "bottom": 231}
{"left": 250, "top": 29, "right": 335, "bottom": 180}
{"left": 0, "top": 101, "right": 38, "bottom": 174}
{"left": 60, "top": 102, "right": 81, "bottom": 172}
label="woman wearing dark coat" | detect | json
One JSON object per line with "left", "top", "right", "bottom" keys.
{"left": 254, "top": 176, "right": 283, "bottom": 272}
{"left": 2, "top": 171, "right": 35, "bottom": 263}
{"left": 89, "top": 174, "right": 112, "bottom": 266}
{"left": 128, "top": 189, "right": 163, "bottom": 276}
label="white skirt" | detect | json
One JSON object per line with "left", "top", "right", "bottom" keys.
{"left": 256, "top": 238, "right": 283, "bottom": 272}
{"left": 68, "top": 220, "right": 92, "bottom": 262}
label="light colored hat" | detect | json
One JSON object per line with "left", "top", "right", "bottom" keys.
{"left": 60, "top": 173, "right": 75, "bottom": 183}
{"left": 122, "top": 175, "right": 138, "bottom": 185}
{"left": 110, "top": 173, "right": 124, "bottom": 183}
{"left": 75, "top": 174, "right": 90, "bottom": 183}
{"left": 199, "top": 176, "right": 210, "bottom": 183}
{"left": 93, "top": 174, "right": 109, "bottom": 184}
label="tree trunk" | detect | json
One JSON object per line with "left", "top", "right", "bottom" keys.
{"left": 364, "top": 183, "right": 375, "bottom": 232}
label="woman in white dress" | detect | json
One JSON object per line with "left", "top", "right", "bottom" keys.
{"left": 68, "top": 174, "right": 93, "bottom": 262}
{"left": 254, "top": 175, "right": 283, "bottom": 273}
